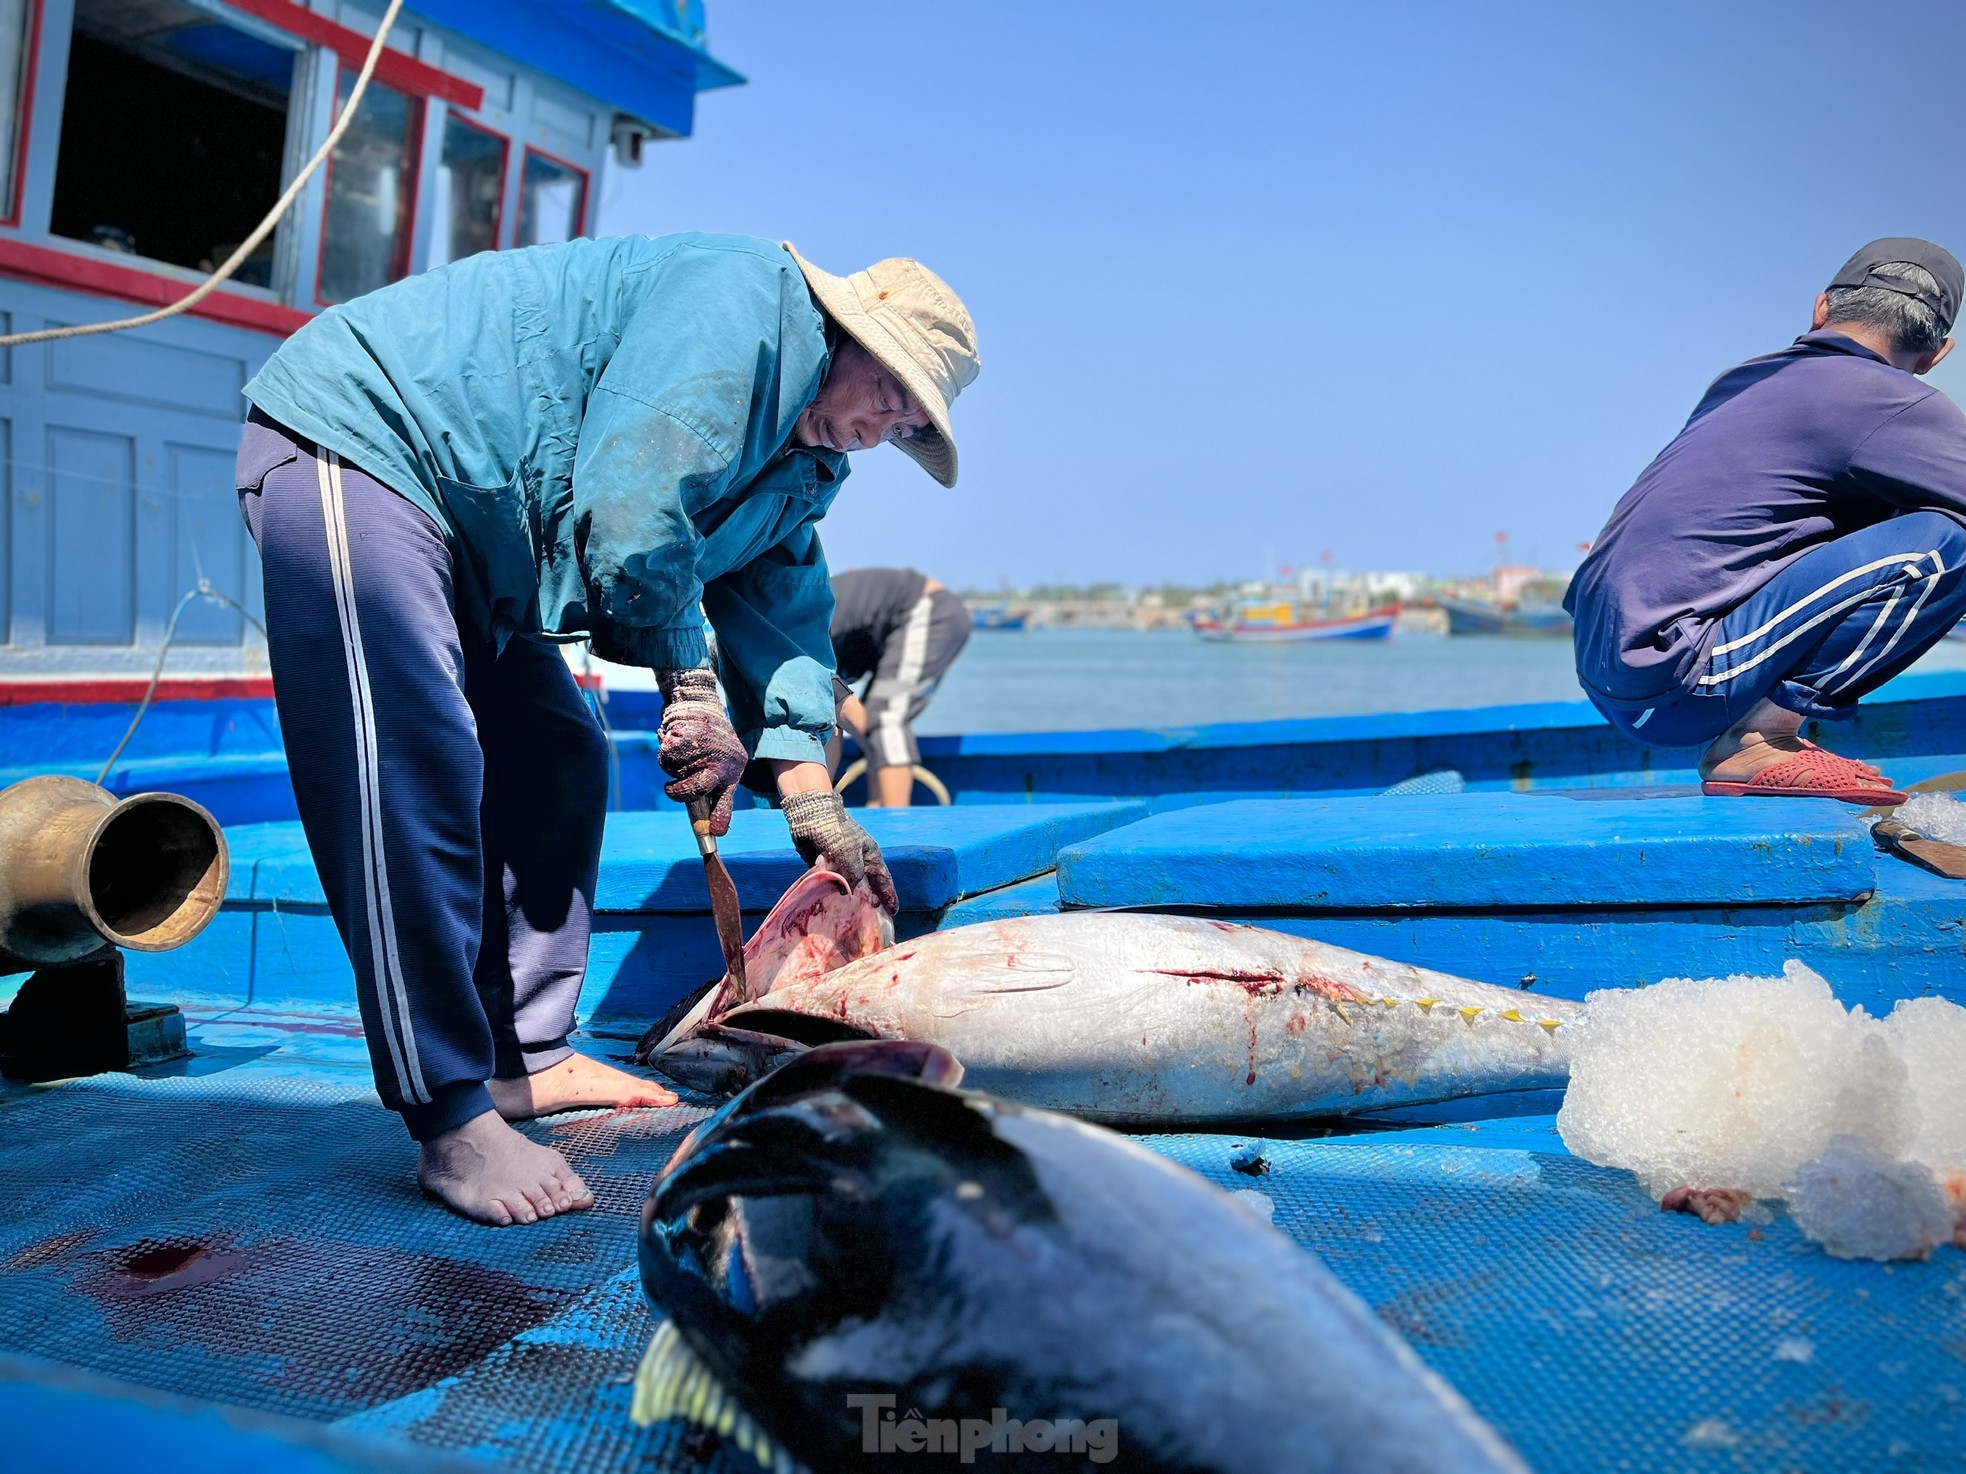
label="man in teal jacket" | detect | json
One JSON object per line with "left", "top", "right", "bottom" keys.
{"left": 235, "top": 234, "right": 979, "bottom": 1225}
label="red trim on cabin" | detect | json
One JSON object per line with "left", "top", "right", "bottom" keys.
{"left": 518, "top": 145, "right": 591, "bottom": 245}
{"left": 0, "top": 676, "right": 276, "bottom": 705}
{"left": 224, "top": 0, "right": 484, "bottom": 111}
{"left": 441, "top": 112, "right": 508, "bottom": 256}
{"left": 1, "top": 0, "right": 44, "bottom": 229}
{"left": 0, "top": 236, "right": 313, "bottom": 336}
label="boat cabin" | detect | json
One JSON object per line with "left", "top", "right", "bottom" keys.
{"left": 0, "top": 0, "right": 740, "bottom": 698}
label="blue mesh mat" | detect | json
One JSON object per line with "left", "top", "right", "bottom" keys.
{"left": 2, "top": 1022, "right": 1961, "bottom": 1472}
{"left": 0, "top": 1068, "right": 706, "bottom": 1430}
{"left": 1148, "top": 1124, "right": 1965, "bottom": 1472}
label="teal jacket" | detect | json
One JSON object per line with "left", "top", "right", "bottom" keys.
{"left": 244, "top": 233, "right": 847, "bottom": 764}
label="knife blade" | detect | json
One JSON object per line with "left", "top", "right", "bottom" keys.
{"left": 687, "top": 798, "right": 749, "bottom": 1002}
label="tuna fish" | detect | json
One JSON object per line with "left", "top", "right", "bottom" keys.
{"left": 639, "top": 869, "right": 1578, "bottom": 1126}
{"left": 633, "top": 1039, "right": 1528, "bottom": 1472}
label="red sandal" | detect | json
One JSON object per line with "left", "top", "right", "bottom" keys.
{"left": 1702, "top": 741, "right": 1904, "bottom": 806}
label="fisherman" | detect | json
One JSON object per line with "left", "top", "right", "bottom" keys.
{"left": 233, "top": 234, "right": 979, "bottom": 1226}
{"left": 828, "top": 568, "right": 971, "bottom": 806}
{"left": 1567, "top": 238, "right": 1966, "bottom": 805}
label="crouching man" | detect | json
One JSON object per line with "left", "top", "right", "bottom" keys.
{"left": 1567, "top": 238, "right": 1966, "bottom": 805}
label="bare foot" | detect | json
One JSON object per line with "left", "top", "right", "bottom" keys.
{"left": 417, "top": 1110, "right": 595, "bottom": 1227}
{"left": 489, "top": 1051, "right": 679, "bottom": 1122}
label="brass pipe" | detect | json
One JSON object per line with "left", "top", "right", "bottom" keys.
{"left": 0, "top": 776, "right": 228, "bottom": 968}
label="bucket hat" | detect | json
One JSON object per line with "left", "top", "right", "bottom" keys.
{"left": 784, "top": 244, "right": 979, "bottom": 488}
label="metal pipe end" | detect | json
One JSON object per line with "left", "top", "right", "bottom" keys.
{"left": 82, "top": 792, "right": 229, "bottom": 952}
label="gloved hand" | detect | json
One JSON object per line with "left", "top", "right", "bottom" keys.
{"left": 781, "top": 790, "right": 900, "bottom": 914}
{"left": 655, "top": 668, "right": 748, "bottom": 836}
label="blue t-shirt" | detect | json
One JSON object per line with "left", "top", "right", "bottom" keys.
{"left": 1567, "top": 331, "right": 1966, "bottom": 707}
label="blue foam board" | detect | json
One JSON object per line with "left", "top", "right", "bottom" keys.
{"left": 231, "top": 802, "right": 1146, "bottom": 915}
{"left": 592, "top": 801, "right": 1146, "bottom": 912}
{"left": 1056, "top": 794, "right": 1877, "bottom": 910}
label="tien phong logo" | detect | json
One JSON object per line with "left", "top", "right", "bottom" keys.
{"left": 848, "top": 1393, "right": 1120, "bottom": 1464}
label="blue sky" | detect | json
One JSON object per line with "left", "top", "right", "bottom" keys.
{"left": 601, "top": 1, "right": 1966, "bottom": 589}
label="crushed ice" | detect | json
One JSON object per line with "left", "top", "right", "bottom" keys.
{"left": 1557, "top": 961, "right": 1966, "bottom": 1261}
{"left": 1889, "top": 791, "right": 1966, "bottom": 845}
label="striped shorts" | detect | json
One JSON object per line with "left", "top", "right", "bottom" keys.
{"left": 1604, "top": 510, "right": 1966, "bottom": 748}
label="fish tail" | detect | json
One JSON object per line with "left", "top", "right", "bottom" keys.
{"left": 629, "top": 1318, "right": 803, "bottom": 1473}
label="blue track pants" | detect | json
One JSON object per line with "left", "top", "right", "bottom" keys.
{"left": 237, "top": 413, "right": 609, "bottom": 1141}
{"left": 1599, "top": 510, "right": 1966, "bottom": 748}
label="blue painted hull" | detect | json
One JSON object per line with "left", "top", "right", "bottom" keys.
{"left": 1438, "top": 596, "right": 1574, "bottom": 637}
{"left": 1192, "top": 610, "right": 1396, "bottom": 641}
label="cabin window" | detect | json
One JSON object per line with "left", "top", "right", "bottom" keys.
{"left": 317, "top": 67, "right": 420, "bottom": 304}
{"left": 49, "top": 0, "right": 295, "bottom": 284}
{"left": 0, "top": 0, "right": 34, "bottom": 222}
{"left": 515, "top": 149, "right": 585, "bottom": 248}
{"left": 427, "top": 114, "right": 505, "bottom": 269}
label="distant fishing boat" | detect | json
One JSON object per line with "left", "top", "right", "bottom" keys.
{"left": 1191, "top": 602, "right": 1399, "bottom": 643}
{"left": 1438, "top": 595, "right": 1574, "bottom": 638}
{"left": 971, "top": 605, "right": 1029, "bottom": 631}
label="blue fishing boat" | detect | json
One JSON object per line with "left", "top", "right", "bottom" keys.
{"left": 1190, "top": 599, "right": 1398, "bottom": 642}
{"left": 969, "top": 603, "right": 1029, "bottom": 630}
{"left": 0, "top": 6, "right": 1955, "bottom": 1466}
{"left": 1438, "top": 592, "right": 1575, "bottom": 636}
{"left": 4, "top": 663, "right": 1964, "bottom": 1468}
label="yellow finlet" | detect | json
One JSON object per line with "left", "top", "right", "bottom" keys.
{"left": 1458, "top": 1005, "right": 1484, "bottom": 1023}
{"left": 1499, "top": 1008, "right": 1524, "bottom": 1023}
{"left": 630, "top": 1319, "right": 801, "bottom": 1473}
{"left": 1415, "top": 998, "right": 1437, "bottom": 1011}
{"left": 1538, "top": 1018, "right": 1563, "bottom": 1032}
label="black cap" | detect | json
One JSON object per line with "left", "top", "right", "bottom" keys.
{"left": 1828, "top": 237, "right": 1964, "bottom": 332}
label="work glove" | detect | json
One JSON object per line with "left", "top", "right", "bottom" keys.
{"left": 655, "top": 668, "right": 748, "bottom": 836}
{"left": 781, "top": 790, "right": 900, "bottom": 914}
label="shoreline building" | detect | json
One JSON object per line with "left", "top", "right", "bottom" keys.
{"left": 0, "top": 0, "right": 740, "bottom": 700}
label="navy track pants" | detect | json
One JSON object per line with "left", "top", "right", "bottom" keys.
{"left": 237, "top": 412, "right": 609, "bottom": 1141}
{"left": 1600, "top": 510, "right": 1966, "bottom": 748}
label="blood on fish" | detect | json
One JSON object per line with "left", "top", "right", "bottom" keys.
{"left": 1154, "top": 967, "right": 1287, "bottom": 999}
{"left": 1285, "top": 1015, "right": 1308, "bottom": 1035}
{"left": 1246, "top": 1020, "right": 1259, "bottom": 1086}
{"left": 1298, "top": 973, "right": 1372, "bottom": 1003}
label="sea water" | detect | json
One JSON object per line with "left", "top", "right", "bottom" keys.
{"left": 576, "top": 626, "right": 1966, "bottom": 732}
{"left": 918, "top": 629, "right": 1966, "bottom": 735}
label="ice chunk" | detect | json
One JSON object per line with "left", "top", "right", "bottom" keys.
{"left": 1881, "top": 996, "right": 1966, "bottom": 1193}
{"left": 1893, "top": 791, "right": 1966, "bottom": 846}
{"left": 1789, "top": 1136, "right": 1955, "bottom": 1261}
{"left": 1558, "top": 962, "right": 1909, "bottom": 1198}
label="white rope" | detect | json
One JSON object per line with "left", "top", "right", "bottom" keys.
{"left": 0, "top": 0, "right": 406, "bottom": 349}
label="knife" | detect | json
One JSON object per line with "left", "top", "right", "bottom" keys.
{"left": 687, "top": 797, "right": 749, "bottom": 1002}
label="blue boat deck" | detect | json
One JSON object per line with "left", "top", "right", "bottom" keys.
{"left": 2, "top": 1003, "right": 1956, "bottom": 1470}
{"left": 6, "top": 691, "right": 1966, "bottom": 1468}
